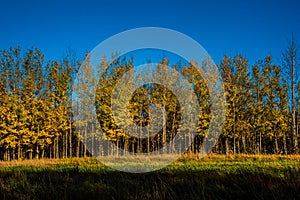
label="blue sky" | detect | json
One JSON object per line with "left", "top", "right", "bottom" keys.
{"left": 0, "top": 0, "right": 299, "bottom": 65}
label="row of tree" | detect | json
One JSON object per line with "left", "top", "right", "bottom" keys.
{"left": 0, "top": 41, "right": 299, "bottom": 160}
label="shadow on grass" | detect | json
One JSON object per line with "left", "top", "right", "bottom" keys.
{"left": 0, "top": 166, "right": 299, "bottom": 200}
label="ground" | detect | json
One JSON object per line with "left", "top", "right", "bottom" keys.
{"left": 0, "top": 154, "right": 299, "bottom": 200}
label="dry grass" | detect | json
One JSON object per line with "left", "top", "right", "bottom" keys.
{"left": 201, "top": 153, "right": 300, "bottom": 160}
{"left": 0, "top": 153, "right": 299, "bottom": 168}
{"left": 0, "top": 157, "right": 98, "bottom": 168}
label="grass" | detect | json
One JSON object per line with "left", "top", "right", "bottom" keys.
{"left": 0, "top": 154, "right": 299, "bottom": 200}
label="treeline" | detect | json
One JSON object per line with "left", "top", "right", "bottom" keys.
{"left": 0, "top": 45, "right": 299, "bottom": 161}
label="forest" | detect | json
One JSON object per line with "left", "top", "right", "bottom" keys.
{"left": 0, "top": 42, "right": 299, "bottom": 161}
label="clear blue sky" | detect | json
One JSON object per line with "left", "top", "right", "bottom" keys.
{"left": 1, "top": 0, "right": 299, "bottom": 65}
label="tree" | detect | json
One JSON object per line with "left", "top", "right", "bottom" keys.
{"left": 282, "top": 36, "right": 299, "bottom": 153}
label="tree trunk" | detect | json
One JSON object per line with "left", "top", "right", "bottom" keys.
{"left": 29, "top": 150, "right": 33, "bottom": 160}
{"left": 69, "top": 128, "right": 72, "bottom": 158}
{"left": 18, "top": 143, "right": 21, "bottom": 160}
{"left": 259, "top": 131, "right": 262, "bottom": 154}
{"left": 225, "top": 137, "right": 229, "bottom": 155}
{"left": 147, "top": 127, "right": 150, "bottom": 153}
{"left": 274, "top": 134, "right": 279, "bottom": 154}
{"left": 116, "top": 137, "right": 119, "bottom": 157}
{"left": 35, "top": 144, "right": 39, "bottom": 159}
{"left": 56, "top": 137, "right": 59, "bottom": 158}
{"left": 292, "top": 51, "right": 298, "bottom": 153}
{"left": 76, "top": 137, "right": 80, "bottom": 157}
{"left": 233, "top": 137, "right": 236, "bottom": 154}
{"left": 283, "top": 132, "right": 287, "bottom": 155}
{"left": 242, "top": 134, "right": 246, "bottom": 153}
{"left": 237, "top": 139, "right": 240, "bottom": 154}
{"left": 162, "top": 106, "right": 166, "bottom": 153}
{"left": 84, "top": 125, "right": 87, "bottom": 157}
{"left": 65, "top": 132, "right": 68, "bottom": 158}
{"left": 62, "top": 133, "right": 65, "bottom": 158}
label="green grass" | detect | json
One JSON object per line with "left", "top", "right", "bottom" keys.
{"left": 0, "top": 155, "right": 299, "bottom": 200}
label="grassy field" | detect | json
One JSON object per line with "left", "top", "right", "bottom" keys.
{"left": 0, "top": 154, "right": 299, "bottom": 200}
